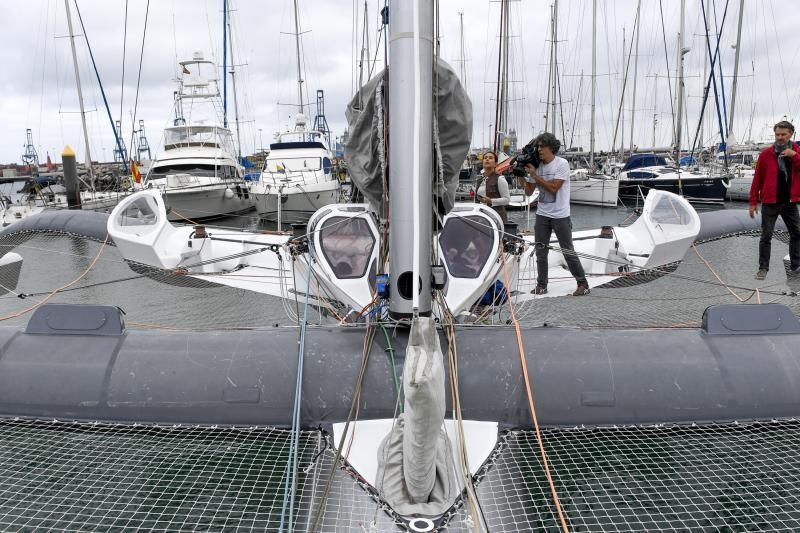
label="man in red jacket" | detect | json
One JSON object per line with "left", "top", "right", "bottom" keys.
{"left": 749, "top": 120, "right": 800, "bottom": 280}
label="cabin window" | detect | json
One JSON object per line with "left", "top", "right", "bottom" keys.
{"left": 116, "top": 196, "right": 159, "bottom": 227}
{"left": 319, "top": 216, "right": 375, "bottom": 279}
{"left": 649, "top": 195, "right": 694, "bottom": 225}
{"left": 265, "top": 157, "right": 322, "bottom": 173}
{"left": 440, "top": 216, "right": 494, "bottom": 278}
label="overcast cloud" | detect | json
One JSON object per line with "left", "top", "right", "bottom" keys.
{"left": 1, "top": 0, "right": 797, "bottom": 165}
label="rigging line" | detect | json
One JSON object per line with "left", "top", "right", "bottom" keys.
{"left": 658, "top": 0, "right": 676, "bottom": 145}
{"left": 500, "top": 251, "right": 570, "bottom": 533}
{"left": 120, "top": 0, "right": 128, "bottom": 130}
{"left": 610, "top": 2, "right": 640, "bottom": 153}
{"left": 0, "top": 234, "right": 109, "bottom": 322}
{"left": 689, "top": 0, "right": 731, "bottom": 159}
{"left": 72, "top": 1, "right": 128, "bottom": 171}
{"left": 281, "top": 260, "right": 313, "bottom": 533}
{"left": 437, "top": 293, "right": 490, "bottom": 531}
{"left": 309, "top": 324, "right": 376, "bottom": 533}
{"left": 129, "top": 0, "right": 150, "bottom": 158}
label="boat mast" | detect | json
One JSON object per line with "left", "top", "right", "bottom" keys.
{"left": 628, "top": 0, "right": 641, "bottom": 154}
{"left": 499, "top": 0, "right": 510, "bottom": 148}
{"left": 388, "top": 0, "right": 433, "bottom": 317}
{"left": 64, "top": 0, "right": 93, "bottom": 181}
{"left": 550, "top": 1, "right": 558, "bottom": 134}
{"left": 589, "top": 0, "right": 596, "bottom": 172}
{"left": 292, "top": 0, "right": 305, "bottom": 117}
{"left": 618, "top": 27, "right": 625, "bottom": 157}
{"left": 727, "top": 0, "right": 745, "bottom": 141}
{"left": 674, "top": 0, "right": 687, "bottom": 163}
{"left": 458, "top": 11, "right": 467, "bottom": 87}
{"left": 226, "top": 0, "right": 242, "bottom": 158}
{"left": 700, "top": 2, "right": 709, "bottom": 147}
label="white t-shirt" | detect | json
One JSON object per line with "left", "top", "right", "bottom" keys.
{"left": 533, "top": 156, "right": 570, "bottom": 218}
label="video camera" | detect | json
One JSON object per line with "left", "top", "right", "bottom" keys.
{"left": 510, "top": 137, "right": 542, "bottom": 177}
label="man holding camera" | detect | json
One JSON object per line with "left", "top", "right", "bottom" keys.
{"left": 522, "top": 132, "right": 590, "bottom": 296}
{"left": 749, "top": 120, "right": 800, "bottom": 280}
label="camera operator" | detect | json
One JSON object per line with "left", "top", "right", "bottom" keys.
{"left": 475, "top": 150, "right": 511, "bottom": 224}
{"left": 522, "top": 132, "right": 590, "bottom": 296}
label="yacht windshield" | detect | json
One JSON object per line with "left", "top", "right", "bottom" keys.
{"left": 264, "top": 157, "right": 322, "bottom": 173}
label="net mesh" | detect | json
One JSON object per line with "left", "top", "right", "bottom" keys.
{"left": 473, "top": 419, "right": 800, "bottom": 532}
{"left": 1, "top": 417, "right": 800, "bottom": 531}
{"left": 0, "top": 228, "right": 797, "bottom": 331}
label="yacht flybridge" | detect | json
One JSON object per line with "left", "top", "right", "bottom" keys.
{"left": 145, "top": 54, "right": 255, "bottom": 222}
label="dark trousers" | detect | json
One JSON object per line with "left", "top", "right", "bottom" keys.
{"left": 535, "top": 214, "right": 587, "bottom": 287}
{"left": 759, "top": 202, "right": 800, "bottom": 270}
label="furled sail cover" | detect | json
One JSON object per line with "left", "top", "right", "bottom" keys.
{"left": 345, "top": 59, "right": 473, "bottom": 216}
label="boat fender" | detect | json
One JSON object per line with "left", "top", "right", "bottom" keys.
{"left": 224, "top": 188, "right": 234, "bottom": 199}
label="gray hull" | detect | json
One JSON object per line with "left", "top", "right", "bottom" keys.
{"left": 2, "top": 303, "right": 800, "bottom": 428}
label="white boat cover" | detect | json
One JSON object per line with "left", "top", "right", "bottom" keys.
{"left": 345, "top": 59, "right": 472, "bottom": 216}
{"left": 376, "top": 317, "right": 457, "bottom": 517}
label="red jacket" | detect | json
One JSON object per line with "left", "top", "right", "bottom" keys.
{"left": 749, "top": 142, "right": 800, "bottom": 205}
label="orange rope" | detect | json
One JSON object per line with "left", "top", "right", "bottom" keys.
{"left": 691, "top": 244, "right": 748, "bottom": 302}
{"left": 0, "top": 234, "right": 109, "bottom": 321}
{"left": 500, "top": 252, "right": 570, "bottom": 532}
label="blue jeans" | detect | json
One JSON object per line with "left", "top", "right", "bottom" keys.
{"left": 759, "top": 202, "right": 800, "bottom": 270}
{"left": 535, "top": 214, "right": 588, "bottom": 287}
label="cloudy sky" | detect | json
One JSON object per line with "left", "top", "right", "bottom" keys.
{"left": 1, "top": 0, "right": 797, "bottom": 166}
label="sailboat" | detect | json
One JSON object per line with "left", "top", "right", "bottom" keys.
{"left": 0, "top": 2, "right": 799, "bottom": 531}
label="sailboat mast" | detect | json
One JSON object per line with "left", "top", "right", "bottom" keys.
{"left": 550, "top": 0, "right": 558, "bottom": 134}
{"left": 388, "top": 0, "right": 433, "bottom": 317}
{"left": 618, "top": 27, "right": 625, "bottom": 157}
{"left": 589, "top": 0, "right": 596, "bottom": 171}
{"left": 64, "top": 0, "right": 93, "bottom": 178}
{"left": 727, "top": 0, "right": 745, "bottom": 138}
{"left": 458, "top": 12, "right": 467, "bottom": 86}
{"left": 674, "top": 0, "right": 687, "bottom": 162}
{"left": 226, "top": 1, "right": 242, "bottom": 158}
{"left": 293, "top": 0, "right": 305, "bottom": 116}
{"left": 500, "top": 0, "right": 510, "bottom": 145}
{"left": 222, "top": 0, "right": 228, "bottom": 128}
{"left": 629, "top": 0, "right": 641, "bottom": 154}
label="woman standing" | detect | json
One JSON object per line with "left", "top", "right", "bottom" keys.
{"left": 475, "top": 151, "right": 511, "bottom": 224}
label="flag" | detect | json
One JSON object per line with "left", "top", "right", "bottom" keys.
{"left": 131, "top": 160, "right": 142, "bottom": 184}
{"left": 46, "top": 153, "right": 54, "bottom": 172}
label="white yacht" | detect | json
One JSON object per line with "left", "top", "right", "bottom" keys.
{"left": 251, "top": 114, "right": 340, "bottom": 225}
{"left": 145, "top": 53, "right": 255, "bottom": 222}
{"left": 569, "top": 169, "right": 620, "bottom": 207}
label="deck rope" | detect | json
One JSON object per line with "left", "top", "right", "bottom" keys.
{"left": 279, "top": 262, "right": 314, "bottom": 532}
{"left": 500, "top": 251, "right": 570, "bottom": 533}
{"left": 0, "top": 234, "right": 109, "bottom": 321}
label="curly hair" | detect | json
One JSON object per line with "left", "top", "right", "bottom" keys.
{"left": 536, "top": 132, "right": 561, "bottom": 154}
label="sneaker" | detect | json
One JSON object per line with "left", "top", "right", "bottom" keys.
{"left": 788, "top": 266, "right": 800, "bottom": 277}
{"left": 755, "top": 269, "right": 768, "bottom": 280}
{"left": 573, "top": 284, "right": 591, "bottom": 296}
{"left": 532, "top": 285, "right": 548, "bottom": 295}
